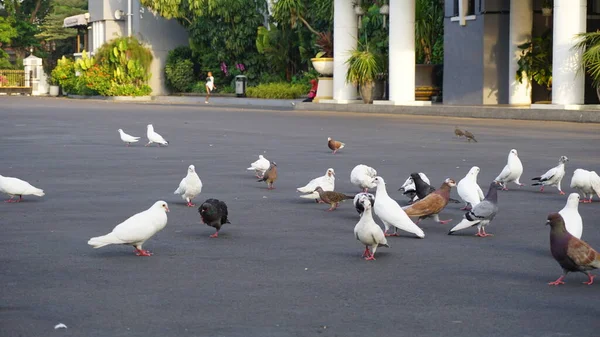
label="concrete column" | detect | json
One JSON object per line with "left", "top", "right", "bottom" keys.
{"left": 332, "top": 0, "right": 358, "bottom": 102}
{"left": 552, "top": 0, "right": 586, "bottom": 105}
{"left": 388, "top": 0, "right": 415, "bottom": 104}
{"left": 508, "top": 0, "right": 533, "bottom": 104}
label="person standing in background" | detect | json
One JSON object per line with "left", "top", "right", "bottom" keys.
{"left": 205, "top": 71, "right": 216, "bottom": 104}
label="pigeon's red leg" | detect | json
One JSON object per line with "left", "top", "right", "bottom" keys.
{"left": 460, "top": 205, "right": 470, "bottom": 211}
{"left": 209, "top": 231, "right": 219, "bottom": 238}
{"left": 332, "top": 150, "right": 337, "bottom": 154}
{"left": 362, "top": 246, "right": 370, "bottom": 257}
{"left": 4, "top": 196, "right": 16, "bottom": 203}
{"left": 475, "top": 227, "right": 493, "bottom": 237}
{"left": 539, "top": 186, "right": 544, "bottom": 192}
{"left": 583, "top": 274, "right": 595, "bottom": 285}
{"left": 186, "top": 202, "right": 195, "bottom": 207}
{"left": 548, "top": 275, "right": 565, "bottom": 285}
{"left": 438, "top": 219, "right": 452, "bottom": 225}
{"left": 384, "top": 230, "right": 399, "bottom": 237}
{"left": 559, "top": 191, "right": 565, "bottom": 195}
{"left": 135, "top": 249, "right": 153, "bottom": 256}
{"left": 365, "top": 253, "right": 376, "bottom": 261}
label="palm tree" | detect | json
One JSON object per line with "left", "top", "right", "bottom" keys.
{"left": 573, "top": 31, "right": 600, "bottom": 97}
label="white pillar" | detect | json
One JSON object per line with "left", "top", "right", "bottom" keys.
{"left": 332, "top": 0, "right": 357, "bottom": 102}
{"left": 388, "top": 0, "right": 415, "bottom": 104}
{"left": 552, "top": 0, "right": 586, "bottom": 105}
{"left": 508, "top": 0, "right": 533, "bottom": 104}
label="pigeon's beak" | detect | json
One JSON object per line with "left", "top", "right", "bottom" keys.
{"left": 165, "top": 207, "right": 170, "bottom": 212}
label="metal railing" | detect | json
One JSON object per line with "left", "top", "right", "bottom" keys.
{"left": 0, "top": 70, "right": 27, "bottom": 87}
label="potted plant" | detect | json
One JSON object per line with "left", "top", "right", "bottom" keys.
{"left": 516, "top": 29, "right": 553, "bottom": 99}
{"left": 415, "top": 0, "right": 444, "bottom": 100}
{"left": 345, "top": 42, "right": 383, "bottom": 104}
{"left": 311, "top": 31, "right": 334, "bottom": 76}
{"left": 48, "top": 73, "right": 60, "bottom": 96}
{"left": 573, "top": 30, "right": 600, "bottom": 101}
{"left": 542, "top": 0, "right": 553, "bottom": 16}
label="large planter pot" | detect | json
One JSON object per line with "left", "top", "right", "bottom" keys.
{"left": 359, "top": 81, "right": 375, "bottom": 104}
{"left": 310, "top": 57, "right": 334, "bottom": 76}
{"left": 415, "top": 64, "right": 442, "bottom": 101}
{"left": 49, "top": 85, "right": 59, "bottom": 97}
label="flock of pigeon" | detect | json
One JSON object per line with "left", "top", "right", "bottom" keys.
{"left": 1, "top": 125, "right": 600, "bottom": 286}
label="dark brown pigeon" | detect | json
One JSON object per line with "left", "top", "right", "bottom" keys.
{"left": 547, "top": 212, "right": 600, "bottom": 285}
{"left": 257, "top": 161, "right": 277, "bottom": 189}
{"left": 314, "top": 186, "right": 353, "bottom": 211}
{"left": 199, "top": 198, "right": 230, "bottom": 238}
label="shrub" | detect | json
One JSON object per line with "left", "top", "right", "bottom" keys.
{"left": 165, "top": 59, "right": 195, "bottom": 92}
{"left": 51, "top": 56, "right": 77, "bottom": 93}
{"left": 246, "top": 82, "right": 309, "bottom": 99}
{"left": 165, "top": 46, "right": 197, "bottom": 92}
{"left": 94, "top": 36, "right": 153, "bottom": 88}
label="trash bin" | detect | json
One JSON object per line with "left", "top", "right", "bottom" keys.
{"left": 235, "top": 75, "right": 247, "bottom": 97}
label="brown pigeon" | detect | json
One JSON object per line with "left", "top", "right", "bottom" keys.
{"left": 313, "top": 186, "right": 353, "bottom": 211}
{"left": 547, "top": 212, "right": 600, "bottom": 285}
{"left": 327, "top": 137, "right": 345, "bottom": 154}
{"left": 402, "top": 178, "right": 456, "bottom": 224}
{"left": 464, "top": 130, "right": 477, "bottom": 142}
{"left": 257, "top": 161, "right": 277, "bottom": 190}
{"left": 454, "top": 127, "right": 464, "bottom": 138}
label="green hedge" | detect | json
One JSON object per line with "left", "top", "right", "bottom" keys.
{"left": 246, "top": 82, "right": 309, "bottom": 99}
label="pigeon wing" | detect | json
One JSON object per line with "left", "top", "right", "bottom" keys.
{"left": 111, "top": 210, "right": 164, "bottom": 243}
{"left": 403, "top": 194, "right": 445, "bottom": 217}
{"left": 566, "top": 237, "right": 600, "bottom": 269}
{"left": 466, "top": 200, "right": 497, "bottom": 221}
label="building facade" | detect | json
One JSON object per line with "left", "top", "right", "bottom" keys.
{"left": 86, "top": 0, "right": 189, "bottom": 95}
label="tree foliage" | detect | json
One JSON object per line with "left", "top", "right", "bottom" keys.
{"left": 36, "top": 0, "right": 87, "bottom": 41}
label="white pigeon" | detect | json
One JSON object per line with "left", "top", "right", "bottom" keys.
{"left": 117, "top": 128, "right": 140, "bottom": 146}
{"left": 298, "top": 168, "right": 335, "bottom": 201}
{"left": 457, "top": 166, "right": 484, "bottom": 210}
{"left": 531, "top": 156, "right": 568, "bottom": 194}
{"left": 558, "top": 193, "right": 583, "bottom": 239}
{"left": 173, "top": 164, "right": 203, "bottom": 207}
{"left": 570, "top": 168, "right": 600, "bottom": 203}
{"left": 494, "top": 149, "right": 524, "bottom": 190}
{"left": 372, "top": 176, "right": 425, "bottom": 238}
{"left": 350, "top": 164, "right": 378, "bottom": 192}
{"left": 246, "top": 155, "right": 270, "bottom": 178}
{"left": 0, "top": 174, "right": 45, "bottom": 203}
{"left": 87, "top": 200, "right": 170, "bottom": 256}
{"left": 354, "top": 194, "right": 389, "bottom": 260}
{"left": 146, "top": 124, "right": 169, "bottom": 146}
{"left": 398, "top": 172, "right": 430, "bottom": 202}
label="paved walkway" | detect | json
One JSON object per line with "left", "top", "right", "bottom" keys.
{"left": 153, "top": 95, "right": 600, "bottom": 124}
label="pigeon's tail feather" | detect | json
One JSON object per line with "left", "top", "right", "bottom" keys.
{"left": 592, "top": 255, "right": 600, "bottom": 269}
{"left": 297, "top": 186, "right": 314, "bottom": 193}
{"left": 299, "top": 192, "right": 319, "bottom": 199}
{"left": 246, "top": 167, "right": 256, "bottom": 171}
{"left": 174, "top": 186, "right": 183, "bottom": 195}
{"left": 378, "top": 243, "right": 390, "bottom": 248}
{"left": 344, "top": 194, "right": 355, "bottom": 199}
{"left": 30, "top": 188, "right": 44, "bottom": 197}
{"left": 339, "top": 142, "right": 345, "bottom": 149}
{"left": 448, "top": 218, "right": 478, "bottom": 234}
{"left": 531, "top": 182, "right": 542, "bottom": 186}
{"left": 532, "top": 177, "right": 542, "bottom": 181}
{"left": 87, "top": 233, "right": 124, "bottom": 248}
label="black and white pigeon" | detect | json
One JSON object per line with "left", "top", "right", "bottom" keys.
{"left": 407, "top": 172, "right": 460, "bottom": 204}
{"left": 532, "top": 156, "right": 568, "bottom": 194}
{"left": 353, "top": 192, "right": 375, "bottom": 216}
{"left": 448, "top": 181, "right": 499, "bottom": 237}
{"left": 398, "top": 172, "right": 430, "bottom": 203}
{"left": 198, "top": 199, "right": 230, "bottom": 238}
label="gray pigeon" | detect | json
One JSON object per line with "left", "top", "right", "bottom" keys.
{"left": 448, "top": 181, "right": 499, "bottom": 237}
{"left": 547, "top": 212, "right": 600, "bottom": 285}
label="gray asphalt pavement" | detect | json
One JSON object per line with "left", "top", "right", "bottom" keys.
{"left": 1, "top": 96, "right": 599, "bottom": 337}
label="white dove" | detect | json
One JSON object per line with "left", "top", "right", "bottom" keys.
{"left": 350, "top": 164, "right": 378, "bottom": 192}
{"left": 558, "top": 193, "right": 583, "bottom": 239}
{"left": 398, "top": 172, "right": 430, "bottom": 202}
{"left": 0, "top": 174, "right": 45, "bottom": 203}
{"left": 87, "top": 200, "right": 169, "bottom": 256}
{"left": 354, "top": 194, "right": 389, "bottom": 260}
{"left": 457, "top": 166, "right": 484, "bottom": 210}
{"left": 570, "top": 169, "right": 600, "bottom": 203}
{"left": 174, "top": 165, "right": 203, "bottom": 207}
{"left": 372, "top": 176, "right": 425, "bottom": 238}
{"left": 531, "top": 156, "right": 568, "bottom": 194}
{"left": 117, "top": 128, "right": 140, "bottom": 146}
{"left": 146, "top": 124, "right": 169, "bottom": 146}
{"left": 297, "top": 168, "right": 335, "bottom": 202}
{"left": 246, "top": 155, "right": 270, "bottom": 178}
{"left": 494, "top": 149, "right": 524, "bottom": 190}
